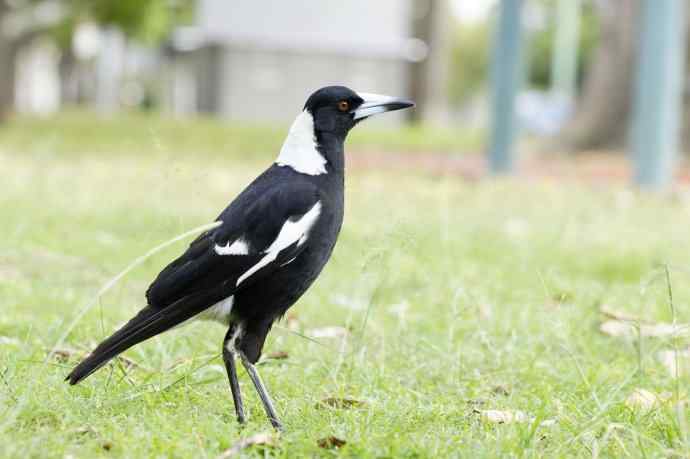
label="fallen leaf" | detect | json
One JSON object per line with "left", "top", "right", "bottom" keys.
{"left": 316, "top": 398, "right": 367, "bottom": 410}
{"left": 474, "top": 409, "right": 530, "bottom": 424}
{"left": 317, "top": 436, "right": 347, "bottom": 449}
{"left": 48, "top": 348, "right": 78, "bottom": 362}
{"left": 47, "top": 347, "right": 144, "bottom": 371}
{"left": 625, "top": 388, "right": 670, "bottom": 412}
{"left": 658, "top": 349, "right": 690, "bottom": 377}
{"left": 74, "top": 426, "right": 97, "bottom": 436}
{"left": 307, "top": 326, "right": 349, "bottom": 339}
{"left": 599, "top": 320, "right": 689, "bottom": 338}
{"left": 600, "top": 305, "right": 647, "bottom": 323}
{"left": 266, "top": 351, "right": 289, "bottom": 360}
{"left": 216, "top": 432, "right": 277, "bottom": 459}
{"left": 599, "top": 305, "right": 690, "bottom": 338}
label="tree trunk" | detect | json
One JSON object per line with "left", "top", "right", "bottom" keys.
{"left": 0, "top": 1, "right": 17, "bottom": 122}
{"left": 408, "top": 0, "right": 449, "bottom": 123}
{"left": 557, "top": 0, "right": 639, "bottom": 151}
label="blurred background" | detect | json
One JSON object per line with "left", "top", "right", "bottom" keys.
{"left": 1, "top": 0, "right": 687, "bottom": 187}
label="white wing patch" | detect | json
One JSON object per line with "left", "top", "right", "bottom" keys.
{"left": 275, "top": 110, "right": 327, "bottom": 175}
{"left": 214, "top": 237, "right": 250, "bottom": 255}
{"left": 236, "top": 201, "right": 322, "bottom": 286}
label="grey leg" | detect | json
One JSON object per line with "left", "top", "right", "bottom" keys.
{"left": 240, "top": 353, "right": 283, "bottom": 431}
{"left": 222, "top": 328, "right": 246, "bottom": 424}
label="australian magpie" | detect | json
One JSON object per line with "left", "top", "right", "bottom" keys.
{"left": 66, "top": 86, "right": 414, "bottom": 430}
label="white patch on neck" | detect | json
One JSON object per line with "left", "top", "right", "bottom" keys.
{"left": 276, "top": 110, "right": 327, "bottom": 175}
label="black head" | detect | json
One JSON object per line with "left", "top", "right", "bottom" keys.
{"left": 303, "top": 86, "right": 414, "bottom": 138}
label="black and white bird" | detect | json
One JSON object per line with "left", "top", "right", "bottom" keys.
{"left": 66, "top": 86, "right": 414, "bottom": 430}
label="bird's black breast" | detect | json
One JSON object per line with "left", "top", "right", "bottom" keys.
{"left": 228, "top": 165, "right": 344, "bottom": 322}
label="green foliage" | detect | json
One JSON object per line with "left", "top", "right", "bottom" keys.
{"left": 528, "top": 0, "right": 600, "bottom": 89}
{"left": 448, "top": 22, "right": 491, "bottom": 105}
{"left": 42, "top": 0, "right": 194, "bottom": 49}
{"left": 70, "top": 0, "right": 193, "bottom": 43}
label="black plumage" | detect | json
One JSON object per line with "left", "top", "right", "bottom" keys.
{"left": 67, "top": 86, "right": 414, "bottom": 429}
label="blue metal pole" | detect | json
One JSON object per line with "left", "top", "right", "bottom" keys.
{"left": 488, "top": 0, "right": 525, "bottom": 174}
{"left": 631, "top": 0, "right": 687, "bottom": 188}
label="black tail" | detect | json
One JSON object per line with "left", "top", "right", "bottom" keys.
{"left": 66, "top": 289, "right": 227, "bottom": 385}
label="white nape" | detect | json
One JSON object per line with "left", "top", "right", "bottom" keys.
{"left": 237, "top": 201, "right": 322, "bottom": 286}
{"left": 276, "top": 110, "right": 327, "bottom": 175}
{"left": 215, "top": 237, "right": 250, "bottom": 255}
{"left": 199, "top": 295, "right": 234, "bottom": 324}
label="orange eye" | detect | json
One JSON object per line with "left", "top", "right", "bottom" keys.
{"left": 337, "top": 100, "right": 350, "bottom": 112}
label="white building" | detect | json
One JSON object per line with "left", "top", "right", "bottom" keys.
{"left": 166, "top": 0, "right": 415, "bottom": 122}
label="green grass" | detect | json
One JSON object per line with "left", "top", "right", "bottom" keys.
{"left": 0, "top": 110, "right": 483, "bottom": 159}
{"left": 1, "top": 115, "right": 690, "bottom": 457}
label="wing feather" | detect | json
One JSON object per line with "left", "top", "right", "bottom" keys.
{"left": 145, "top": 181, "right": 321, "bottom": 308}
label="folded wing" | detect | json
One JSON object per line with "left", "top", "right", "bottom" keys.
{"left": 67, "top": 181, "right": 322, "bottom": 385}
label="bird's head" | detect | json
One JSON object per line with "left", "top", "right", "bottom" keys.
{"left": 276, "top": 86, "right": 414, "bottom": 175}
{"left": 304, "top": 86, "right": 415, "bottom": 137}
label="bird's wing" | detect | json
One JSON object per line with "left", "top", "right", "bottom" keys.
{"left": 145, "top": 181, "right": 322, "bottom": 308}
{"left": 67, "top": 181, "right": 323, "bottom": 385}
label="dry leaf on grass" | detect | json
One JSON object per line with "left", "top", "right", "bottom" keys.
{"left": 599, "top": 305, "right": 690, "bottom": 338}
{"left": 474, "top": 409, "right": 530, "bottom": 424}
{"left": 216, "top": 432, "right": 277, "bottom": 458}
{"left": 317, "top": 436, "right": 347, "bottom": 449}
{"left": 307, "top": 326, "right": 349, "bottom": 339}
{"left": 46, "top": 347, "right": 143, "bottom": 370}
{"left": 600, "top": 305, "right": 648, "bottom": 323}
{"left": 625, "top": 388, "right": 671, "bottom": 412}
{"left": 599, "top": 320, "right": 689, "bottom": 338}
{"left": 47, "top": 347, "right": 79, "bottom": 362}
{"left": 658, "top": 349, "right": 690, "bottom": 377}
{"left": 74, "top": 426, "right": 98, "bottom": 436}
{"left": 316, "top": 398, "right": 367, "bottom": 410}
{"left": 266, "top": 351, "right": 289, "bottom": 360}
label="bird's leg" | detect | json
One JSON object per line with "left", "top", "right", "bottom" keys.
{"left": 239, "top": 353, "right": 283, "bottom": 431}
{"left": 222, "top": 326, "right": 245, "bottom": 424}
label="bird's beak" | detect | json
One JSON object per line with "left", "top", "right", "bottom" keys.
{"left": 352, "top": 93, "right": 415, "bottom": 120}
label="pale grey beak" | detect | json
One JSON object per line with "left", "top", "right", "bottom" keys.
{"left": 352, "top": 92, "right": 415, "bottom": 120}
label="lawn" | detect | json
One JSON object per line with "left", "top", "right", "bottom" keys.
{"left": 1, "top": 113, "right": 690, "bottom": 458}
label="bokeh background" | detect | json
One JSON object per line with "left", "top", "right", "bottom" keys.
{"left": 3, "top": 1, "right": 690, "bottom": 458}
{"left": 3, "top": 0, "right": 688, "bottom": 181}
